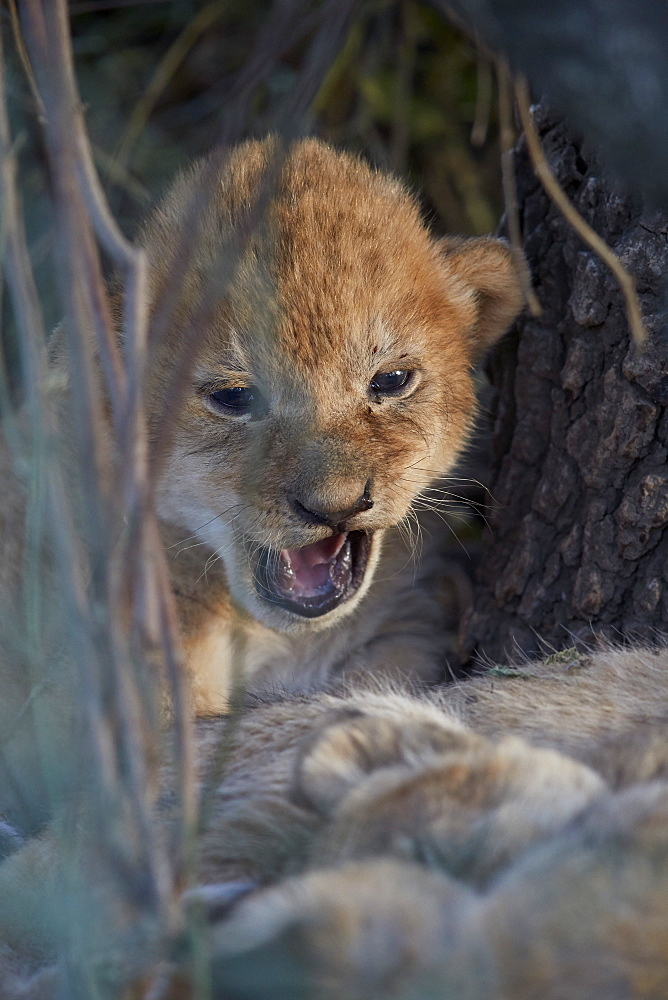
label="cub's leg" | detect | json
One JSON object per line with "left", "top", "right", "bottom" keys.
{"left": 203, "top": 859, "right": 482, "bottom": 1000}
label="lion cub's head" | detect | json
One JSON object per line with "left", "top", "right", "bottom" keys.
{"left": 142, "top": 139, "right": 522, "bottom": 632}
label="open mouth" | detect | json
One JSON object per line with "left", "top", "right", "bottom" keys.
{"left": 255, "top": 530, "right": 372, "bottom": 618}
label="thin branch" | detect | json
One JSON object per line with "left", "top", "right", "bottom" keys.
{"left": 93, "top": 143, "right": 150, "bottom": 205}
{"left": 515, "top": 75, "right": 647, "bottom": 348}
{"left": 19, "top": 7, "right": 126, "bottom": 441}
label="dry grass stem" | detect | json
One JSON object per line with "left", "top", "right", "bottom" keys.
{"left": 13, "top": 0, "right": 197, "bottom": 947}
{"left": 148, "top": 0, "right": 360, "bottom": 484}
{"left": 390, "top": 1, "right": 416, "bottom": 174}
{"left": 514, "top": 75, "right": 648, "bottom": 348}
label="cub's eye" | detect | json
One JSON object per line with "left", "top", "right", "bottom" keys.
{"left": 209, "top": 385, "right": 255, "bottom": 414}
{"left": 369, "top": 370, "right": 413, "bottom": 396}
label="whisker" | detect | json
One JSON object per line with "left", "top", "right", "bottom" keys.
{"left": 411, "top": 497, "right": 489, "bottom": 532}
{"left": 399, "top": 479, "right": 493, "bottom": 508}
{"left": 193, "top": 509, "right": 261, "bottom": 586}
{"left": 411, "top": 504, "right": 473, "bottom": 556}
{"left": 171, "top": 539, "right": 209, "bottom": 558}
{"left": 400, "top": 460, "right": 493, "bottom": 492}
{"left": 166, "top": 503, "right": 247, "bottom": 550}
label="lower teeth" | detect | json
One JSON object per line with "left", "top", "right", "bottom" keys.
{"left": 330, "top": 540, "right": 352, "bottom": 591}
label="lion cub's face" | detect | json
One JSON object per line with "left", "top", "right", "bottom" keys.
{"left": 144, "top": 140, "right": 521, "bottom": 633}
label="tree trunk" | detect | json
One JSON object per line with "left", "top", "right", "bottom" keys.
{"left": 461, "top": 108, "right": 668, "bottom": 663}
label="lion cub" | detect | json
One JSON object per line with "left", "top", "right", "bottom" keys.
{"left": 139, "top": 138, "right": 522, "bottom": 710}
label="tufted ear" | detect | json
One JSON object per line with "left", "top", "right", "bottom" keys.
{"left": 439, "top": 236, "right": 524, "bottom": 360}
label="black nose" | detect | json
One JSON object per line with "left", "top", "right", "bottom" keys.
{"left": 291, "top": 482, "right": 374, "bottom": 532}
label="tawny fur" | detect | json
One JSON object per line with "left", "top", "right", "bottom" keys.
{"left": 1, "top": 647, "right": 666, "bottom": 998}
{"left": 1, "top": 142, "right": 663, "bottom": 999}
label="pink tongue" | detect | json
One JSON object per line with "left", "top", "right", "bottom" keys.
{"left": 280, "top": 534, "right": 347, "bottom": 597}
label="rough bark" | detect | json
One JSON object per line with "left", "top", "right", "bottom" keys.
{"left": 461, "top": 109, "right": 668, "bottom": 663}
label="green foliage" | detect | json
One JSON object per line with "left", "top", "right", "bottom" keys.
{"left": 63, "top": 0, "right": 502, "bottom": 234}
{"left": 315, "top": 2, "right": 501, "bottom": 233}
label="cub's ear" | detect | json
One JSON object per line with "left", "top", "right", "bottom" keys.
{"left": 439, "top": 236, "right": 524, "bottom": 359}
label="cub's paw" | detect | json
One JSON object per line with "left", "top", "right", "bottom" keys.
{"left": 294, "top": 699, "right": 606, "bottom": 884}
{"left": 293, "top": 696, "right": 482, "bottom": 816}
